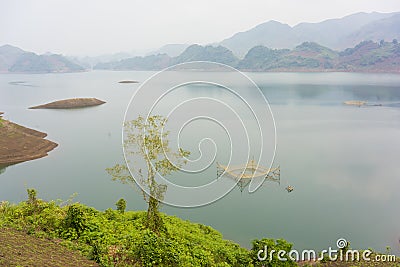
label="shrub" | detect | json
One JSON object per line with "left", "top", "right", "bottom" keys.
{"left": 61, "top": 204, "right": 88, "bottom": 239}
{"left": 115, "top": 198, "right": 126, "bottom": 213}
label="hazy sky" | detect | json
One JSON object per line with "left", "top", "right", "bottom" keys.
{"left": 1, "top": 0, "right": 400, "bottom": 56}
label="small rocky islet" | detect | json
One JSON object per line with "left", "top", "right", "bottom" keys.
{"left": 118, "top": 80, "right": 139, "bottom": 84}
{"left": 29, "top": 98, "right": 106, "bottom": 109}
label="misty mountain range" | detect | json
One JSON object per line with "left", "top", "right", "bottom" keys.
{"left": 220, "top": 11, "right": 400, "bottom": 57}
{"left": 0, "top": 45, "right": 84, "bottom": 73}
{"left": 1, "top": 12, "right": 399, "bottom": 73}
{"left": 94, "top": 40, "right": 400, "bottom": 72}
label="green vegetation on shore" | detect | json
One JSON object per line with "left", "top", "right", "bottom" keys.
{"left": 0, "top": 189, "right": 296, "bottom": 266}
{"left": 1, "top": 191, "right": 399, "bottom": 267}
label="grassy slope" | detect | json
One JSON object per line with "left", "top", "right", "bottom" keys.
{"left": 0, "top": 227, "right": 98, "bottom": 267}
{"left": 0, "top": 196, "right": 398, "bottom": 267}
{"left": 0, "top": 198, "right": 254, "bottom": 266}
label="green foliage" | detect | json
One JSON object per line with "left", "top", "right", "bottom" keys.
{"left": 238, "top": 46, "right": 290, "bottom": 70}
{"left": 295, "top": 42, "right": 335, "bottom": 54}
{"left": 0, "top": 190, "right": 261, "bottom": 266}
{"left": 27, "top": 188, "right": 37, "bottom": 205}
{"left": 0, "top": 191, "right": 65, "bottom": 236}
{"left": 320, "top": 251, "right": 331, "bottom": 263}
{"left": 115, "top": 198, "right": 126, "bottom": 213}
{"left": 61, "top": 204, "right": 89, "bottom": 239}
{"left": 134, "top": 229, "right": 179, "bottom": 266}
{"left": 250, "top": 238, "right": 297, "bottom": 267}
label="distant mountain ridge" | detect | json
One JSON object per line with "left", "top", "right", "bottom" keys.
{"left": 147, "top": 44, "right": 190, "bottom": 57}
{"left": 0, "top": 45, "right": 84, "bottom": 73}
{"left": 239, "top": 40, "right": 400, "bottom": 72}
{"left": 94, "top": 54, "right": 171, "bottom": 70}
{"left": 220, "top": 12, "right": 400, "bottom": 57}
{"left": 172, "top": 44, "right": 238, "bottom": 66}
{"left": 0, "top": 45, "right": 25, "bottom": 72}
{"left": 94, "top": 44, "right": 239, "bottom": 71}
{"left": 2, "top": 12, "right": 400, "bottom": 73}
{"left": 93, "top": 11, "right": 400, "bottom": 72}
{"left": 94, "top": 40, "right": 400, "bottom": 73}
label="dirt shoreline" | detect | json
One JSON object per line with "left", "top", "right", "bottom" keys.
{"left": 29, "top": 98, "right": 105, "bottom": 109}
{"left": 0, "top": 116, "right": 58, "bottom": 165}
{"left": 0, "top": 227, "right": 98, "bottom": 266}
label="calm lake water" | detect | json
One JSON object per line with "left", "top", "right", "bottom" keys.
{"left": 1, "top": 71, "right": 400, "bottom": 254}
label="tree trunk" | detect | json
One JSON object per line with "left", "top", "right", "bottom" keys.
{"left": 146, "top": 195, "right": 165, "bottom": 233}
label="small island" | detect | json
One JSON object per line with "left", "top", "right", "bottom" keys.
{"left": 118, "top": 80, "right": 139, "bottom": 84}
{"left": 29, "top": 98, "right": 106, "bottom": 109}
{"left": 0, "top": 115, "right": 58, "bottom": 165}
{"left": 344, "top": 100, "right": 367, "bottom": 106}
